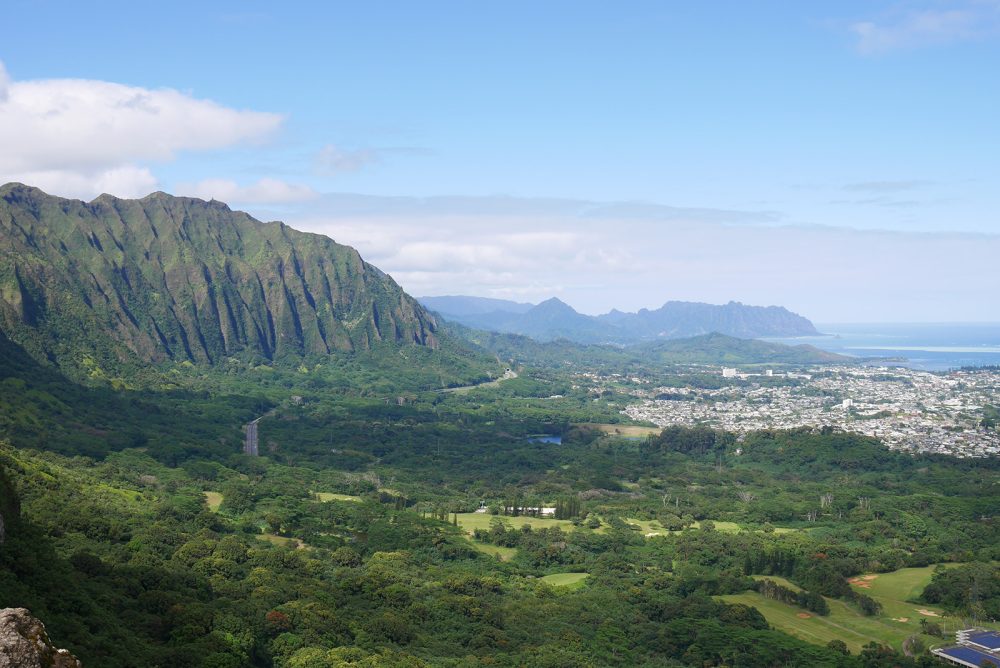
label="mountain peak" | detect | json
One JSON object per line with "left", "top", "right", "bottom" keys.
{"left": 533, "top": 296, "right": 576, "bottom": 312}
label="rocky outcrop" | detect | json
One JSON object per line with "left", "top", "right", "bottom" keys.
{"left": 0, "top": 608, "right": 81, "bottom": 668}
{"left": 0, "top": 184, "right": 438, "bottom": 373}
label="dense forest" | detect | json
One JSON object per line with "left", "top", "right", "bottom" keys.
{"left": 1, "top": 317, "right": 998, "bottom": 666}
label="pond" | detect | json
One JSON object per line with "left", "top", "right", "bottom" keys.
{"left": 526, "top": 434, "right": 562, "bottom": 444}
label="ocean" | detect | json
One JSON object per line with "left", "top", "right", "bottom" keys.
{"left": 763, "top": 323, "right": 1000, "bottom": 371}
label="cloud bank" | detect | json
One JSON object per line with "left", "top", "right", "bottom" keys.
{"left": 0, "top": 62, "right": 283, "bottom": 198}
{"left": 275, "top": 193, "right": 1000, "bottom": 323}
{"left": 176, "top": 177, "right": 318, "bottom": 204}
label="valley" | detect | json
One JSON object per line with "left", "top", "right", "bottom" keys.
{"left": 0, "top": 187, "right": 997, "bottom": 668}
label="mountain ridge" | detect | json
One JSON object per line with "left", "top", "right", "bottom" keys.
{"left": 420, "top": 293, "right": 819, "bottom": 344}
{"left": 0, "top": 183, "right": 439, "bottom": 375}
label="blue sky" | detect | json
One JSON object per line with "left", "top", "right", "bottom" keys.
{"left": 1, "top": 1, "right": 998, "bottom": 320}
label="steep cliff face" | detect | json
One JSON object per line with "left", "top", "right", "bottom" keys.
{"left": 0, "top": 184, "right": 437, "bottom": 369}
{"left": 0, "top": 608, "right": 81, "bottom": 668}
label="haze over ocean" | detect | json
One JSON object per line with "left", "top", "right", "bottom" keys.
{"left": 765, "top": 323, "right": 1000, "bottom": 371}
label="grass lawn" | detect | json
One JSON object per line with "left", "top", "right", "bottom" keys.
{"left": 573, "top": 422, "right": 661, "bottom": 438}
{"left": 719, "top": 591, "right": 939, "bottom": 653}
{"left": 848, "top": 564, "right": 961, "bottom": 603}
{"left": 468, "top": 540, "right": 518, "bottom": 561}
{"left": 625, "top": 518, "right": 665, "bottom": 535}
{"left": 256, "top": 533, "right": 305, "bottom": 549}
{"left": 455, "top": 512, "right": 581, "bottom": 535}
{"left": 203, "top": 491, "right": 223, "bottom": 512}
{"left": 540, "top": 573, "right": 589, "bottom": 589}
{"left": 313, "top": 492, "right": 363, "bottom": 502}
{"left": 723, "top": 564, "right": 983, "bottom": 653}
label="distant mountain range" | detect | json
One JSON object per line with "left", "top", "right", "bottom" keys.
{"left": 0, "top": 184, "right": 439, "bottom": 375}
{"left": 420, "top": 295, "right": 819, "bottom": 344}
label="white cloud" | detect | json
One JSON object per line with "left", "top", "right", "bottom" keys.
{"left": 13, "top": 166, "right": 159, "bottom": 200}
{"left": 0, "top": 62, "right": 9, "bottom": 103}
{"left": 176, "top": 177, "right": 318, "bottom": 204}
{"left": 0, "top": 61, "right": 283, "bottom": 199}
{"left": 275, "top": 194, "right": 1000, "bottom": 322}
{"left": 851, "top": 3, "right": 1000, "bottom": 53}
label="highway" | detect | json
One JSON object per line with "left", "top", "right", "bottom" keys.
{"left": 243, "top": 416, "right": 262, "bottom": 456}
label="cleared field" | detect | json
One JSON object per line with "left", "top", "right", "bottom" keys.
{"left": 257, "top": 533, "right": 305, "bottom": 549}
{"left": 540, "top": 573, "right": 589, "bottom": 589}
{"left": 625, "top": 518, "right": 664, "bottom": 535}
{"left": 848, "top": 564, "right": 961, "bottom": 603}
{"left": 573, "top": 423, "right": 661, "bottom": 438}
{"left": 752, "top": 575, "right": 803, "bottom": 591}
{"left": 724, "top": 564, "right": 981, "bottom": 653}
{"left": 314, "top": 492, "right": 363, "bottom": 502}
{"left": 455, "top": 513, "right": 581, "bottom": 535}
{"left": 719, "top": 591, "right": 938, "bottom": 653}
{"left": 469, "top": 540, "right": 518, "bottom": 561}
{"left": 203, "top": 491, "right": 223, "bottom": 512}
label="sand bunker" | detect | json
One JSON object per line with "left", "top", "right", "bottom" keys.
{"left": 893, "top": 617, "right": 910, "bottom": 623}
{"left": 848, "top": 574, "right": 879, "bottom": 589}
{"left": 916, "top": 609, "right": 940, "bottom": 617}
{"left": 796, "top": 613, "right": 812, "bottom": 619}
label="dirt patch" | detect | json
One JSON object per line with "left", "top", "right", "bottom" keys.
{"left": 848, "top": 574, "right": 878, "bottom": 589}
{"left": 796, "top": 613, "right": 812, "bottom": 619}
{"left": 893, "top": 617, "right": 910, "bottom": 623}
{"left": 916, "top": 609, "right": 940, "bottom": 617}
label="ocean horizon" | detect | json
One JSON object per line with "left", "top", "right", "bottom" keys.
{"left": 763, "top": 322, "right": 1000, "bottom": 371}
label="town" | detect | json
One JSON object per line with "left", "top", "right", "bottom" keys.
{"left": 619, "top": 365, "right": 1000, "bottom": 458}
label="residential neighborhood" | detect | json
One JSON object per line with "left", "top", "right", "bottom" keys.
{"left": 621, "top": 366, "right": 1000, "bottom": 458}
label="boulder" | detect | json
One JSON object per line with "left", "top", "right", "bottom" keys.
{"left": 0, "top": 608, "right": 81, "bottom": 668}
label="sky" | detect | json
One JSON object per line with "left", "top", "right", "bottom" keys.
{"left": 1, "top": 0, "right": 998, "bottom": 322}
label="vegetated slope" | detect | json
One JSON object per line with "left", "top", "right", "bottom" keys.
{"left": 0, "top": 184, "right": 437, "bottom": 375}
{"left": 634, "top": 332, "right": 846, "bottom": 365}
{"left": 425, "top": 293, "right": 819, "bottom": 344}
{"left": 447, "top": 321, "right": 848, "bottom": 369}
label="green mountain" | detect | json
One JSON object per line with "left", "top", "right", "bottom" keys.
{"left": 633, "top": 332, "right": 846, "bottom": 365}
{"left": 0, "top": 184, "right": 438, "bottom": 375}
{"left": 448, "top": 321, "right": 848, "bottom": 369}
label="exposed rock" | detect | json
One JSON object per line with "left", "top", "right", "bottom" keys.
{"left": 0, "top": 608, "right": 81, "bottom": 668}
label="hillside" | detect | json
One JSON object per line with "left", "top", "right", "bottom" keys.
{"left": 0, "top": 184, "right": 438, "bottom": 374}
{"left": 423, "top": 294, "right": 819, "bottom": 344}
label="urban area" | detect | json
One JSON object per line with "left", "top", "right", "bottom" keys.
{"left": 619, "top": 366, "right": 1000, "bottom": 458}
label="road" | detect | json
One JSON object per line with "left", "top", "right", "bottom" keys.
{"left": 243, "top": 416, "right": 263, "bottom": 456}
{"left": 439, "top": 369, "right": 518, "bottom": 394}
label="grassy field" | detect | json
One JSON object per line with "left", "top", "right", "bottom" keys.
{"left": 848, "top": 564, "right": 960, "bottom": 603}
{"left": 256, "top": 533, "right": 305, "bottom": 549}
{"left": 314, "top": 492, "right": 363, "bottom": 502}
{"left": 573, "top": 422, "right": 661, "bottom": 438}
{"left": 468, "top": 540, "right": 518, "bottom": 561}
{"left": 722, "top": 566, "right": 975, "bottom": 653}
{"left": 625, "top": 518, "right": 665, "bottom": 535}
{"left": 539, "top": 573, "right": 589, "bottom": 589}
{"left": 455, "top": 512, "right": 582, "bottom": 534}
{"left": 203, "top": 491, "right": 223, "bottom": 512}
